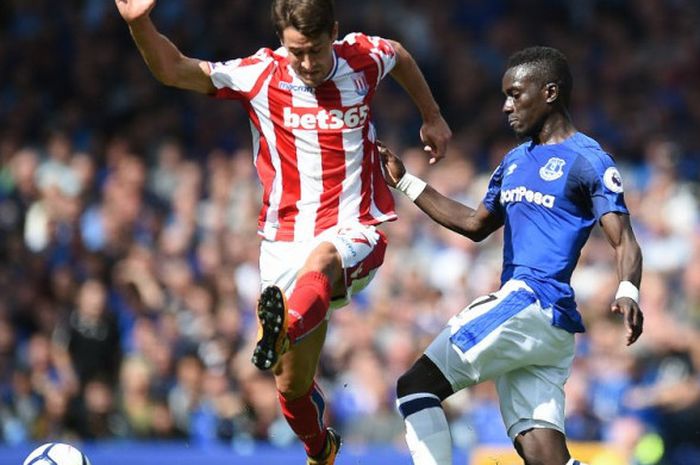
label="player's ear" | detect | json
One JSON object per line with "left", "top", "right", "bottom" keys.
{"left": 544, "top": 82, "right": 559, "bottom": 104}
{"left": 331, "top": 21, "right": 339, "bottom": 41}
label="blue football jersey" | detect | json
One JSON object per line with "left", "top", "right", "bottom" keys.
{"left": 482, "top": 132, "right": 629, "bottom": 333}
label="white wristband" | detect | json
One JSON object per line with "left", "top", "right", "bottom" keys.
{"left": 395, "top": 173, "right": 427, "bottom": 201}
{"left": 615, "top": 281, "right": 639, "bottom": 303}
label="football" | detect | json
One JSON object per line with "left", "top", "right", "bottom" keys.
{"left": 23, "top": 443, "right": 91, "bottom": 465}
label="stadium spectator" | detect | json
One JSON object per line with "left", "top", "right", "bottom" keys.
{"left": 54, "top": 279, "right": 122, "bottom": 388}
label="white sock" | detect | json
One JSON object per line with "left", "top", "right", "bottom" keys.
{"left": 566, "top": 459, "right": 588, "bottom": 465}
{"left": 397, "top": 393, "right": 452, "bottom": 465}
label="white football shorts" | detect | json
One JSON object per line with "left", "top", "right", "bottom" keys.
{"left": 259, "top": 222, "right": 387, "bottom": 312}
{"left": 424, "top": 279, "right": 575, "bottom": 440}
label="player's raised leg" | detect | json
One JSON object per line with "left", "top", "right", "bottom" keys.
{"left": 253, "top": 242, "right": 343, "bottom": 464}
{"left": 252, "top": 240, "right": 337, "bottom": 371}
{"left": 259, "top": 224, "right": 387, "bottom": 464}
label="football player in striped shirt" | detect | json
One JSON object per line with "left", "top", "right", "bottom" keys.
{"left": 115, "top": 0, "right": 451, "bottom": 463}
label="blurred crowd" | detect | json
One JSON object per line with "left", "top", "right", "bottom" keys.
{"left": 1, "top": 1, "right": 699, "bottom": 464}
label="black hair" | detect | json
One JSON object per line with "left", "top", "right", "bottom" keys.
{"left": 507, "top": 46, "right": 573, "bottom": 107}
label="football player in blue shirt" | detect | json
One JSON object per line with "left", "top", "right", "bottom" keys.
{"left": 381, "top": 46, "right": 644, "bottom": 465}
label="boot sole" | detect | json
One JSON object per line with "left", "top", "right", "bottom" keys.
{"left": 251, "top": 286, "right": 288, "bottom": 370}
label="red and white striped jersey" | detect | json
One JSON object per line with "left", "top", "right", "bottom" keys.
{"left": 209, "top": 33, "right": 398, "bottom": 242}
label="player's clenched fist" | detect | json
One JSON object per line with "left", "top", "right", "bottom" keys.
{"left": 420, "top": 115, "right": 452, "bottom": 165}
{"left": 115, "top": 0, "right": 156, "bottom": 24}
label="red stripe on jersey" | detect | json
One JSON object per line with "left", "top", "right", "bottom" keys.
{"left": 340, "top": 34, "right": 382, "bottom": 93}
{"left": 244, "top": 99, "right": 274, "bottom": 232}
{"left": 246, "top": 61, "right": 275, "bottom": 100}
{"left": 369, "top": 36, "right": 395, "bottom": 79}
{"left": 374, "top": 38, "right": 396, "bottom": 56}
{"left": 214, "top": 59, "right": 274, "bottom": 101}
{"left": 267, "top": 66, "right": 301, "bottom": 241}
{"left": 342, "top": 42, "right": 396, "bottom": 222}
{"left": 313, "top": 81, "right": 345, "bottom": 236}
{"left": 225, "top": 59, "right": 276, "bottom": 235}
{"left": 215, "top": 87, "right": 243, "bottom": 100}
{"left": 370, "top": 142, "right": 396, "bottom": 220}
{"left": 239, "top": 55, "right": 266, "bottom": 67}
{"left": 358, "top": 124, "right": 373, "bottom": 220}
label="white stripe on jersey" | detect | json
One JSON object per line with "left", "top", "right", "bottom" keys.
{"left": 336, "top": 55, "right": 365, "bottom": 224}
{"left": 210, "top": 52, "right": 271, "bottom": 93}
{"left": 291, "top": 73, "right": 323, "bottom": 240}
{"left": 249, "top": 72, "right": 283, "bottom": 238}
{"left": 366, "top": 123, "right": 395, "bottom": 223}
{"left": 337, "top": 130, "right": 363, "bottom": 223}
{"left": 250, "top": 121, "right": 260, "bottom": 165}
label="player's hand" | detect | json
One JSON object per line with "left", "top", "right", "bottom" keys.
{"left": 611, "top": 297, "right": 643, "bottom": 346}
{"left": 377, "top": 141, "right": 406, "bottom": 188}
{"left": 115, "top": 0, "right": 156, "bottom": 24}
{"left": 420, "top": 115, "right": 452, "bottom": 165}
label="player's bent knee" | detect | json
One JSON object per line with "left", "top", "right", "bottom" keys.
{"left": 308, "top": 242, "right": 341, "bottom": 267}
{"left": 303, "top": 242, "right": 342, "bottom": 279}
{"left": 396, "top": 355, "right": 453, "bottom": 400}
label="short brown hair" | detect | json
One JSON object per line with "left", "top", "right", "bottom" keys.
{"left": 271, "top": 0, "right": 335, "bottom": 38}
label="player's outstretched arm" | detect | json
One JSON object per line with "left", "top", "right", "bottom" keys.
{"left": 378, "top": 143, "right": 501, "bottom": 242}
{"left": 600, "top": 212, "right": 644, "bottom": 346}
{"left": 387, "top": 40, "right": 452, "bottom": 165}
{"left": 115, "top": 0, "right": 215, "bottom": 94}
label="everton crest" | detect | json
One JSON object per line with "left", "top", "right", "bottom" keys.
{"left": 539, "top": 157, "right": 566, "bottom": 181}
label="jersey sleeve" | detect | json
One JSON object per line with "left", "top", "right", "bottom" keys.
{"left": 208, "top": 48, "right": 275, "bottom": 100}
{"left": 576, "top": 154, "right": 629, "bottom": 220}
{"left": 482, "top": 161, "right": 505, "bottom": 218}
{"left": 344, "top": 33, "right": 397, "bottom": 80}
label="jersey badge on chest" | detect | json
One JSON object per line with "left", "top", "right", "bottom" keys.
{"left": 352, "top": 72, "right": 370, "bottom": 96}
{"left": 539, "top": 157, "right": 566, "bottom": 181}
